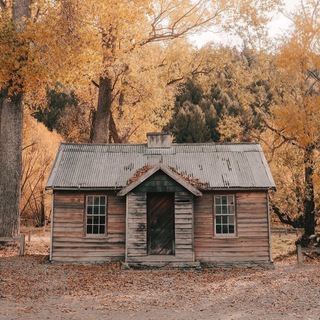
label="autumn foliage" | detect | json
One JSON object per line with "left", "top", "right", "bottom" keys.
{"left": 0, "top": 0, "right": 319, "bottom": 235}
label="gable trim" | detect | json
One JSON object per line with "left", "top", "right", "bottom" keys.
{"left": 118, "top": 164, "right": 202, "bottom": 197}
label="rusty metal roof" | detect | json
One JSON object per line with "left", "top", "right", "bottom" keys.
{"left": 46, "top": 142, "right": 276, "bottom": 191}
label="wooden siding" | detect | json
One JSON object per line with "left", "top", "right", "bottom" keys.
{"left": 194, "top": 191, "right": 270, "bottom": 263}
{"left": 51, "top": 182, "right": 270, "bottom": 265}
{"left": 126, "top": 172, "right": 195, "bottom": 264}
{"left": 51, "top": 191, "right": 126, "bottom": 263}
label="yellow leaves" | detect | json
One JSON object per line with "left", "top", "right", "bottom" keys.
{"left": 223, "top": 0, "right": 283, "bottom": 49}
{"left": 276, "top": 0, "right": 320, "bottom": 73}
{"left": 270, "top": 92, "right": 320, "bottom": 149}
{"left": 0, "top": 19, "right": 27, "bottom": 91}
{"left": 1, "top": 0, "right": 103, "bottom": 101}
{"left": 217, "top": 115, "right": 245, "bottom": 142}
{"left": 109, "top": 42, "right": 177, "bottom": 142}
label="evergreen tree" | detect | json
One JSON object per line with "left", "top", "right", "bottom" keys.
{"left": 165, "top": 79, "right": 240, "bottom": 143}
{"left": 32, "top": 89, "right": 78, "bottom": 132}
{"left": 170, "top": 101, "right": 211, "bottom": 143}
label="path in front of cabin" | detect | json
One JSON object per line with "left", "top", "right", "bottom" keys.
{"left": 0, "top": 230, "right": 319, "bottom": 320}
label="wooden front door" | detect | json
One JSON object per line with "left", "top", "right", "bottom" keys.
{"left": 147, "top": 193, "right": 175, "bottom": 255}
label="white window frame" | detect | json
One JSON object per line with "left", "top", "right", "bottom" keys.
{"left": 214, "top": 195, "right": 236, "bottom": 237}
{"left": 85, "top": 195, "right": 107, "bottom": 237}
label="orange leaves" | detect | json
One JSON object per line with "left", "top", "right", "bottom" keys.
{"left": 270, "top": 1, "right": 320, "bottom": 150}
{"left": 275, "top": 0, "right": 320, "bottom": 75}
{"left": 269, "top": 81, "right": 320, "bottom": 149}
{"left": 0, "top": 20, "right": 27, "bottom": 92}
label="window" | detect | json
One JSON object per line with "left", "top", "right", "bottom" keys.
{"left": 214, "top": 195, "right": 235, "bottom": 235}
{"left": 86, "top": 195, "right": 106, "bottom": 235}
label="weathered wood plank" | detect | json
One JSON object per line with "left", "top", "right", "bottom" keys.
{"left": 194, "top": 191, "right": 270, "bottom": 263}
{"left": 52, "top": 191, "right": 126, "bottom": 263}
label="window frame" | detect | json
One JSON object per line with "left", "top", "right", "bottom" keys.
{"left": 213, "top": 194, "right": 237, "bottom": 237}
{"left": 85, "top": 195, "right": 107, "bottom": 237}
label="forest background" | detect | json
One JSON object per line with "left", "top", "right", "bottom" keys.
{"left": 0, "top": 0, "right": 319, "bottom": 238}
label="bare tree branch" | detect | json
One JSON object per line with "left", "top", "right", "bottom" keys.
{"left": 142, "top": 2, "right": 224, "bottom": 46}
{"left": 270, "top": 202, "right": 302, "bottom": 228}
{"left": 91, "top": 80, "right": 99, "bottom": 88}
{"left": 22, "top": 142, "right": 37, "bottom": 151}
{"left": 307, "top": 69, "right": 320, "bottom": 83}
{"left": 262, "top": 118, "right": 303, "bottom": 150}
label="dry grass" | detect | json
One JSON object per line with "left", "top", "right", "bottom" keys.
{"left": 271, "top": 234, "right": 299, "bottom": 262}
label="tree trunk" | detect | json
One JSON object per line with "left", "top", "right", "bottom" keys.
{"left": 303, "top": 146, "right": 315, "bottom": 236}
{"left": 110, "top": 113, "right": 121, "bottom": 143}
{"left": 0, "top": 0, "right": 31, "bottom": 237}
{"left": 39, "top": 189, "right": 46, "bottom": 227}
{"left": 91, "top": 76, "right": 113, "bottom": 143}
{"left": 0, "top": 92, "right": 24, "bottom": 237}
{"left": 12, "top": 0, "right": 31, "bottom": 31}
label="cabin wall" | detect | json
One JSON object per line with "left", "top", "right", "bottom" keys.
{"left": 194, "top": 191, "right": 271, "bottom": 265}
{"left": 126, "top": 172, "right": 195, "bottom": 265}
{"left": 51, "top": 187, "right": 271, "bottom": 266}
{"left": 51, "top": 190, "right": 126, "bottom": 263}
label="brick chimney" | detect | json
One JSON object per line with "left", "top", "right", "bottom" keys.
{"left": 147, "top": 132, "right": 171, "bottom": 148}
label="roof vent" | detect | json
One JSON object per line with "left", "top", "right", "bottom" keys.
{"left": 147, "top": 132, "right": 171, "bottom": 148}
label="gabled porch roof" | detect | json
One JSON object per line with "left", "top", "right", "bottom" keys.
{"left": 118, "top": 163, "right": 202, "bottom": 197}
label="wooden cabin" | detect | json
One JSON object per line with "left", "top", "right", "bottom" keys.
{"left": 46, "top": 133, "right": 276, "bottom": 267}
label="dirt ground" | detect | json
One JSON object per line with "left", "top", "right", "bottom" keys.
{"left": 0, "top": 229, "right": 319, "bottom": 320}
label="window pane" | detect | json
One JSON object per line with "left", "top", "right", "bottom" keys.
{"left": 94, "top": 197, "right": 100, "bottom": 205}
{"left": 228, "top": 206, "right": 234, "bottom": 214}
{"left": 216, "top": 225, "right": 222, "bottom": 234}
{"left": 215, "top": 196, "right": 221, "bottom": 205}
{"left": 87, "top": 206, "right": 93, "bottom": 215}
{"left": 222, "top": 196, "right": 227, "bottom": 204}
{"left": 87, "top": 217, "right": 93, "bottom": 225}
{"left": 99, "top": 225, "right": 105, "bottom": 234}
{"left": 222, "top": 206, "right": 227, "bottom": 214}
{"left": 94, "top": 206, "right": 99, "bottom": 214}
{"left": 87, "top": 196, "right": 93, "bottom": 205}
{"left": 93, "top": 216, "right": 99, "bottom": 224}
{"left": 100, "top": 196, "right": 106, "bottom": 205}
{"left": 216, "top": 216, "right": 221, "bottom": 224}
{"left": 93, "top": 225, "right": 99, "bottom": 234}
{"left": 228, "top": 196, "right": 234, "bottom": 205}
{"left": 229, "top": 225, "right": 235, "bottom": 233}
{"left": 229, "top": 216, "right": 234, "bottom": 224}
{"left": 223, "top": 225, "right": 228, "bottom": 233}
{"left": 100, "top": 206, "right": 105, "bottom": 215}
{"left": 100, "top": 216, "right": 105, "bottom": 225}
{"left": 216, "top": 206, "right": 221, "bottom": 214}
{"left": 87, "top": 225, "right": 92, "bottom": 234}
{"left": 222, "top": 216, "right": 228, "bottom": 224}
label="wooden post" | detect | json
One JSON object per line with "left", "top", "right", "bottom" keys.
{"left": 296, "top": 244, "right": 302, "bottom": 265}
{"left": 28, "top": 231, "right": 31, "bottom": 242}
{"left": 19, "top": 234, "right": 25, "bottom": 256}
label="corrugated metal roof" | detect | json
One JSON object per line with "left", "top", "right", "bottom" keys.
{"left": 46, "top": 142, "right": 276, "bottom": 190}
